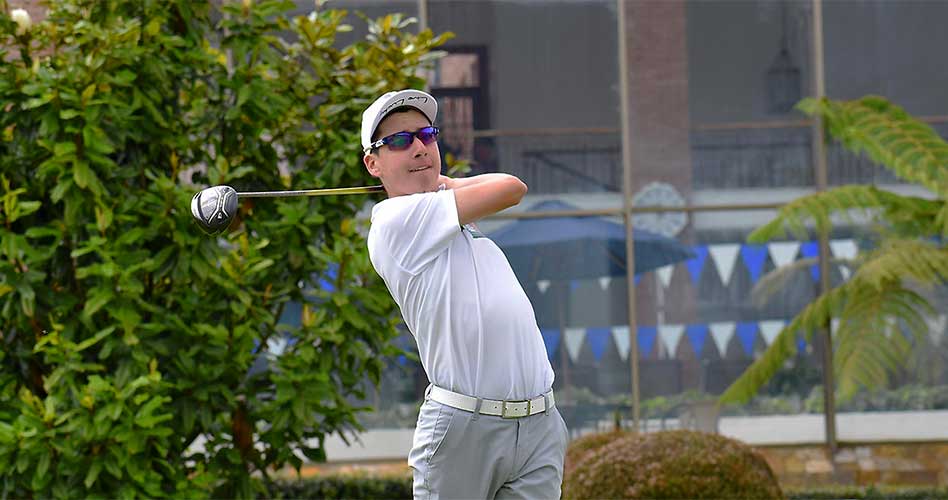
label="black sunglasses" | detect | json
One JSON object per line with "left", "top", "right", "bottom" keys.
{"left": 368, "top": 126, "right": 439, "bottom": 152}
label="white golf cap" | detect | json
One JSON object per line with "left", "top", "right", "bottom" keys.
{"left": 361, "top": 89, "right": 438, "bottom": 152}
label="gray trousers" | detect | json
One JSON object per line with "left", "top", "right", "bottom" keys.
{"left": 408, "top": 393, "right": 568, "bottom": 500}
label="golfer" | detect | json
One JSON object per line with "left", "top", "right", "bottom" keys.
{"left": 362, "top": 89, "right": 568, "bottom": 499}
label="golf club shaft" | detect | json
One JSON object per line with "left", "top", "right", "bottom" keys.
{"left": 235, "top": 185, "right": 385, "bottom": 198}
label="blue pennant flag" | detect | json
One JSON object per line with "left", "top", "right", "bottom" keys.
{"left": 686, "top": 245, "right": 709, "bottom": 285}
{"left": 800, "top": 241, "right": 820, "bottom": 281}
{"left": 740, "top": 244, "right": 768, "bottom": 284}
{"left": 685, "top": 324, "right": 709, "bottom": 357}
{"left": 797, "top": 335, "right": 807, "bottom": 354}
{"left": 638, "top": 326, "right": 657, "bottom": 358}
{"left": 587, "top": 327, "right": 612, "bottom": 362}
{"left": 541, "top": 328, "right": 561, "bottom": 362}
{"left": 397, "top": 355, "right": 407, "bottom": 366}
{"left": 736, "top": 322, "right": 758, "bottom": 356}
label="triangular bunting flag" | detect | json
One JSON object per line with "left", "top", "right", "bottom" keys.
{"left": 537, "top": 280, "right": 551, "bottom": 294}
{"left": 540, "top": 328, "right": 560, "bottom": 362}
{"left": 709, "top": 244, "right": 741, "bottom": 286}
{"left": 656, "top": 265, "right": 675, "bottom": 288}
{"left": 736, "top": 322, "right": 758, "bottom": 356}
{"left": 685, "top": 324, "right": 709, "bottom": 357}
{"left": 658, "top": 324, "right": 685, "bottom": 359}
{"left": 686, "top": 245, "right": 709, "bottom": 285}
{"left": 638, "top": 326, "right": 657, "bottom": 358}
{"left": 612, "top": 326, "right": 631, "bottom": 361}
{"left": 740, "top": 244, "right": 769, "bottom": 284}
{"left": 759, "top": 320, "right": 785, "bottom": 346}
{"left": 797, "top": 335, "right": 807, "bottom": 354}
{"left": 830, "top": 239, "right": 858, "bottom": 280}
{"left": 598, "top": 276, "right": 611, "bottom": 290}
{"left": 926, "top": 314, "right": 947, "bottom": 346}
{"left": 564, "top": 328, "right": 585, "bottom": 363}
{"left": 830, "top": 239, "right": 858, "bottom": 259}
{"left": 587, "top": 327, "right": 612, "bottom": 362}
{"left": 800, "top": 241, "right": 820, "bottom": 281}
{"left": 768, "top": 241, "right": 800, "bottom": 268}
{"left": 710, "top": 322, "right": 736, "bottom": 357}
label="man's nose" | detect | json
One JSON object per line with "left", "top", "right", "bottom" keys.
{"left": 411, "top": 136, "right": 428, "bottom": 157}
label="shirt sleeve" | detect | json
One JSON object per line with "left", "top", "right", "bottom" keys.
{"left": 374, "top": 189, "right": 461, "bottom": 275}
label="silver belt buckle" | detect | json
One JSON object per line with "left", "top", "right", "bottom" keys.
{"left": 501, "top": 399, "right": 530, "bottom": 419}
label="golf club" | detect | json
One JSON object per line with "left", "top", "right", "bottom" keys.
{"left": 190, "top": 184, "right": 385, "bottom": 235}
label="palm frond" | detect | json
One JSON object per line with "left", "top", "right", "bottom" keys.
{"left": 798, "top": 96, "right": 948, "bottom": 197}
{"left": 855, "top": 238, "right": 948, "bottom": 290}
{"left": 718, "top": 284, "right": 847, "bottom": 405}
{"left": 833, "top": 285, "right": 931, "bottom": 400}
{"left": 751, "top": 256, "right": 854, "bottom": 308}
{"left": 748, "top": 185, "right": 940, "bottom": 243}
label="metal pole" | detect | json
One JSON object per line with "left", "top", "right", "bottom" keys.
{"left": 810, "top": 0, "right": 838, "bottom": 454}
{"left": 617, "top": 0, "right": 641, "bottom": 432}
{"left": 418, "top": 0, "right": 428, "bottom": 33}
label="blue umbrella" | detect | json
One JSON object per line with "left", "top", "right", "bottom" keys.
{"left": 489, "top": 199, "right": 694, "bottom": 282}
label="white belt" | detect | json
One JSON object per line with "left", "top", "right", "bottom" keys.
{"left": 427, "top": 385, "right": 555, "bottom": 419}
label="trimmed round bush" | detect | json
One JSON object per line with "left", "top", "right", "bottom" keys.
{"left": 563, "top": 430, "right": 783, "bottom": 500}
{"left": 564, "top": 430, "right": 628, "bottom": 477}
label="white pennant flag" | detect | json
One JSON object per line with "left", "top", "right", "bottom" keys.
{"left": 658, "top": 324, "right": 685, "bottom": 359}
{"left": 710, "top": 322, "right": 736, "bottom": 357}
{"left": 708, "top": 244, "right": 741, "bottom": 286}
{"left": 598, "top": 276, "right": 612, "bottom": 290}
{"left": 537, "top": 280, "right": 551, "bottom": 294}
{"left": 564, "top": 328, "right": 586, "bottom": 363}
{"left": 758, "top": 320, "right": 785, "bottom": 346}
{"left": 927, "top": 314, "right": 947, "bottom": 346}
{"left": 830, "top": 239, "right": 858, "bottom": 280}
{"left": 768, "top": 241, "right": 800, "bottom": 268}
{"left": 612, "top": 326, "right": 631, "bottom": 361}
{"left": 656, "top": 265, "right": 675, "bottom": 288}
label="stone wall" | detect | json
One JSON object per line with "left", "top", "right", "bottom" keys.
{"left": 756, "top": 442, "right": 948, "bottom": 487}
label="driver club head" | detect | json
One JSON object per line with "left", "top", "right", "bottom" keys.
{"left": 191, "top": 185, "right": 239, "bottom": 235}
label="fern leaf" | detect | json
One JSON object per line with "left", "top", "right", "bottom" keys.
{"left": 798, "top": 96, "right": 948, "bottom": 197}
{"left": 747, "top": 186, "right": 924, "bottom": 242}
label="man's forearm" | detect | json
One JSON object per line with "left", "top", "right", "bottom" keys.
{"left": 442, "top": 173, "right": 521, "bottom": 190}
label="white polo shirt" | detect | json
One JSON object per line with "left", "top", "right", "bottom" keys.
{"left": 368, "top": 188, "right": 555, "bottom": 401}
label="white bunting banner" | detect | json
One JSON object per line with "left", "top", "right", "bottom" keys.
{"left": 612, "top": 326, "right": 631, "bottom": 361}
{"left": 537, "top": 280, "right": 551, "bottom": 294}
{"left": 927, "top": 314, "right": 947, "bottom": 346}
{"left": 564, "top": 328, "right": 586, "bottom": 362}
{"left": 768, "top": 241, "right": 800, "bottom": 268}
{"left": 658, "top": 324, "right": 685, "bottom": 359}
{"left": 758, "top": 320, "right": 785, "bottom": 346}
{"left": 598, "top": 276, "right": 612, "bottom": 290}
{"left": 830, "top": 239, "right": 858, "bottom": 280}
{"left": 710, "top": 322, "right": 736, "bottom": 357}
{"left": 656, "top": 265, "right": 675, "bottom": 288}
{"left": 708, "top": 244, "right": 741, "bottom": 286}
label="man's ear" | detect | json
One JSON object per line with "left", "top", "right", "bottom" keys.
{"left": 363, "top": 153, "right": 381, "bottom": 178}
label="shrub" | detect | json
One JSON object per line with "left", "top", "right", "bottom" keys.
{"left": 267, "top": 475, "right": 412, "bottom": 500}
{"left": 564, "top": 430, "right": 627, "bottom": 477}
{"left": 0, "top": 0, "right": 448, "bottom": 497}
{"left": 563, "top": 430, "right": 783, "bottom": 500}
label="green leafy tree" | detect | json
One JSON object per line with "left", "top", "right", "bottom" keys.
{"left": 0, "top": 0, "right": 449, "bottom": 497}
{"left": 721, "top": 96, "right": 948, "bottom": 405}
